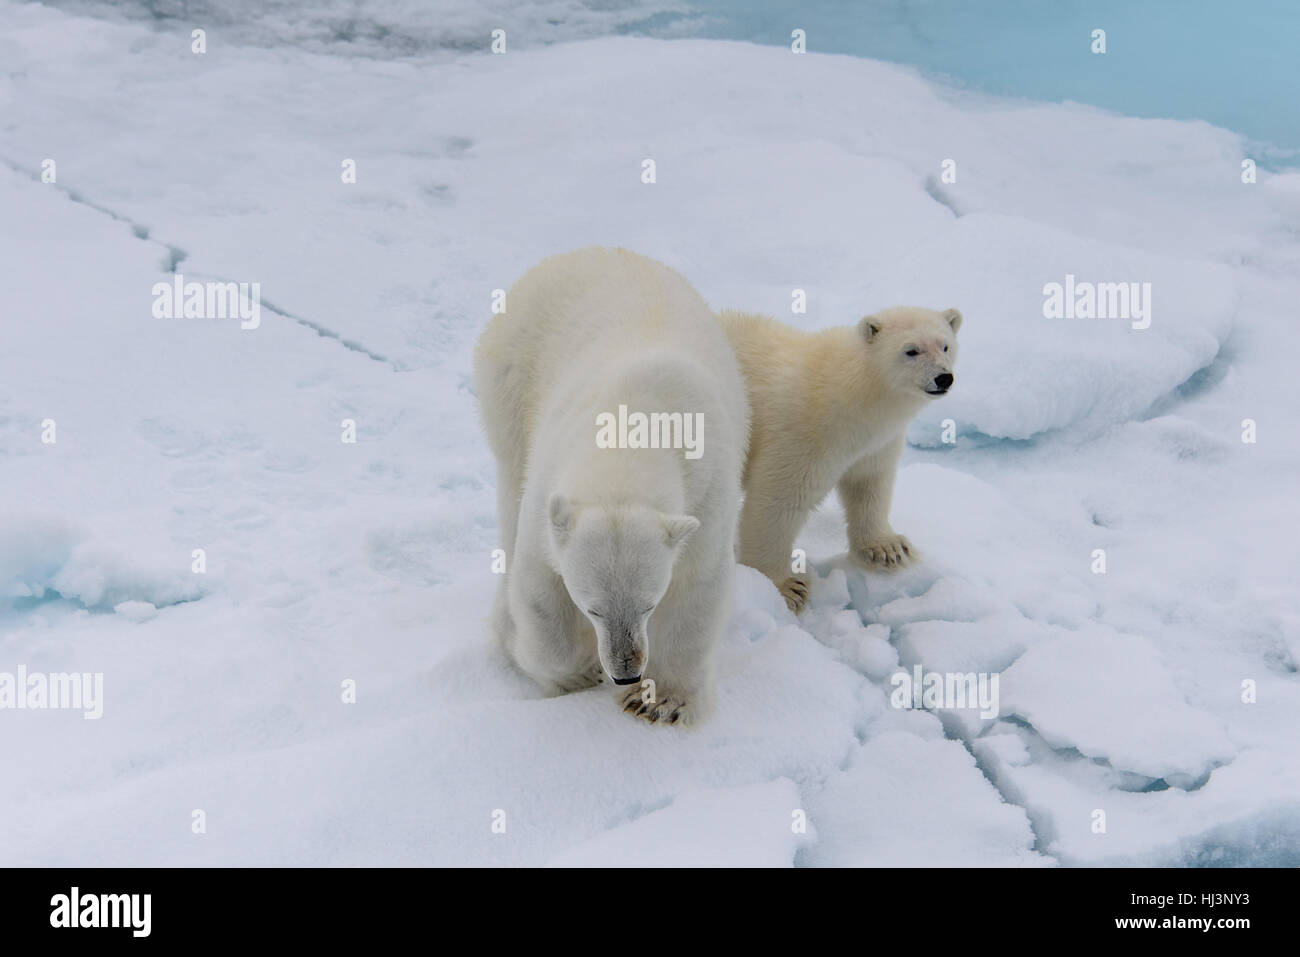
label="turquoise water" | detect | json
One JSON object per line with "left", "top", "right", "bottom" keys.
{"left": 645, "top": 0, "right": 1299, "bottom": 165}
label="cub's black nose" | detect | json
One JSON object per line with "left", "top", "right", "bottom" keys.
{"left": 934, "top": 373, "right": 954, "bottom": 390}
{"left": 612, "top": 674, "right": 642, "bottom": 686}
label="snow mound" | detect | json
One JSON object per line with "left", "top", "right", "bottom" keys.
{"left": 874, "top": 214, "right": 1240, "bottom": 441}
{"left": 999, "top": 626, "right": 1235, "bottom": 784}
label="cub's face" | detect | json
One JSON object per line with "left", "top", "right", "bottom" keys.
{"left": 548, "top": 496, "right": 698, "bottom": 685}
{"left": 859, "top": 306, "right": 962, "bottom": 399}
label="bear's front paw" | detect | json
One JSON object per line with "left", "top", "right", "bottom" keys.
{"left": 853, "top": 533, "right": 916, "bottom": 570}
{"left": 551, "top": 661, "right": 605, "bottom": 694}
{"left": 777, "top": 574, "right": 810, "bottom": 613}
{"left": 621, "top": 687, "right": 693, "bottom": 726}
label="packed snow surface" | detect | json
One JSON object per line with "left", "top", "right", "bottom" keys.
{"left": 2, "top": 1, "right": 1298, "bottom": 866}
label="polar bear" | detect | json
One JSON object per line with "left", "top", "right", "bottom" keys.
{"left": 717, "top": 305, "right": 961, "bottom": 612}
{"left": 474, "top": 247, "right": 749, "bottom": 725}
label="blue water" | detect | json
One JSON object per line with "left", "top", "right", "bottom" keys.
{"left": 638, "top": 0, "right": 1300, "bottom": 165}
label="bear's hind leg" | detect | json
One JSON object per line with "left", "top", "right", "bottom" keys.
{"left": 737, "top": 487, "right": 812, "bottom": 613}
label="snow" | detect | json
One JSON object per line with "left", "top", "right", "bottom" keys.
{"left": 2, "top": 0, "right": 1298, "bottom": 866}
{"left": 886, "top": 213, "right": 1240, "bottom": 441}
{"left": 801, "top": 731, "right": 1044, "bottom": 868}
{"left": 548, "top": 779, "right": 810, "bottom": 867}
{"left": 999, "top": 625, "right": 1235, "bottom": 784}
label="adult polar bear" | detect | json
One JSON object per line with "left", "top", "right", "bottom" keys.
{"left": 718, "top": 306, "right": 961, "bottom": 612}
{"left": 474, "top": 248, "right": 749, "bottom": 725}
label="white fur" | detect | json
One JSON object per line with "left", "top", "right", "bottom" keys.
{"left": 474, "top": 247, "right": 749, "bottom": 724}
{"left": 717, "top": 305, "right": 961, "bottom": 611}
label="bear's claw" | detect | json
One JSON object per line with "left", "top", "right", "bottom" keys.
{"left": 855, "top": 534, "right": 916, "bottom": 570}
{"left": 778, "top": 574, "right": 810, "bottom": 613}
{"left": 620, "top": 688, "right": 691, "bottom": 726}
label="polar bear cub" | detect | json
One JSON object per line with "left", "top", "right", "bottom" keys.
{"left": 474, "top": 247, "right": 749, "bottom": 725}
{"left": 717, "top": 305, "right": 961, "bottom": 612}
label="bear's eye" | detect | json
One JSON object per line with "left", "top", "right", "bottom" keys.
{"left": 943, "top": 344, "right": 949, "bottom": 352}
{"left": 905, "top": 349, "right": 919, "bottom": 357}
{"left": 586, "top": 609, "right": 603, "bottom": 618}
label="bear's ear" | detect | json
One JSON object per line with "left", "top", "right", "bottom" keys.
{"left": 549, "top": 494, "right": 578, "bottom": 547}
{"left": 858, "top": 316, "right": 882, "bottom": 342}
{"left": 661, "top": 513, "right": 700, "bottom": 550}
{"left": 942, "top": 308, "right": 962, "bottom": 333}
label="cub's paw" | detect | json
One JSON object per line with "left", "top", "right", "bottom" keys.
{"left": 854, "top": 533, "right": 916, "bottom": 570}
{"left": 777, "top": 574, "right": 810, "bottom": 613}
{"left": 552, "top": 662, "right": 605, "bottom": 694}
{"left": 620, "top": 687, "right": 693, "bottom": 726}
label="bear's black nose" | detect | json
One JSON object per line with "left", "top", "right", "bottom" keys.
{"left": 934, "top": 373, "right": 954, "bottom": 390}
